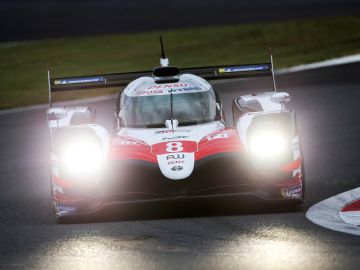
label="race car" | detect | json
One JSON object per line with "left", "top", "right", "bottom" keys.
{"left": 47, "top": 39, "right": 304, "bottom": 219}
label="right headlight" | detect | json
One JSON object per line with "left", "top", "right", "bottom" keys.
{"left": 248, "top": 129, "right": 287, "bottom": 161}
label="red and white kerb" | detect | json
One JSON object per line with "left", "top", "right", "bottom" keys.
{"left": 340, "top": 199, "right": 360, "bottom": 226}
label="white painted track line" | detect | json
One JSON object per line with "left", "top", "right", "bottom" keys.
{"left": 306, "top": 187, "right": 360, "bottom": 236}
{"left": 0, "top": 94, "right": 117, "bottom": 115}
{"left": 277, "top": 53, "right": 360, "bottom": 74}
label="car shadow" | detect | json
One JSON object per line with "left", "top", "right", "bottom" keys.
{"left": 57, "top": 196, "right": 304, "bottom": 224}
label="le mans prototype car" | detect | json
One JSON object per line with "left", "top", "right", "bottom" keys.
{"left": 47, "top": 39, "right": 304, "bottom": 219}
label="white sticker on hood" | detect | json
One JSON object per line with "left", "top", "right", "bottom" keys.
{"left": 128, "top": 83, "right": 207, "bottom": 97}
{"left": 157, "top": 152, "right": 195, "bottom": 180}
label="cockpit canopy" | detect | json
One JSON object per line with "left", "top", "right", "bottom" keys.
{"left": 119, "top": 74, "right": 220, "bottom": 128}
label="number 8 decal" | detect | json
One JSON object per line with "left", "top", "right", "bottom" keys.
{"left": 166, "top": 142, "right": 183, "bottom": 153}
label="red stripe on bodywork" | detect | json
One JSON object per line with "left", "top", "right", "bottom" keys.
{"left": 196, "top": 129, "right": 244, "bottom": 160}
{"left": 53, "top": 175, "right": 73, "bottom": 188}
{"left": 341, "top": 199, "right": 360, "bottom": 212}
{"left": 276, "top": 172, "right": 303, "bottom": 187}
{"left": 107, "top": 136, "right": 157, "bottom": 163}
{"left": 195, "top": 140, "right": 243, "bottom": 160}
{"left": 108, "top": 129, "right": 244, "bottom": 163}
{"left": 108, "top": 146, "right": 157, "bottom": 163}
{"left": 53, "top": 190, "right": 80, "bottom": 203}
{"left": 280, "top": 158, "right": 302, "bottom": 172}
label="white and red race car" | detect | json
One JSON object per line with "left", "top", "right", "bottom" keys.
{"left": 47, "top": 41, "right": 304, "bottom": 219}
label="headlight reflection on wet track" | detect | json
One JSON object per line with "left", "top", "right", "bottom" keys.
{"left": 209, "top": 226, "right": 333, "bottom": 270}
{"left": 31, "top": 225, "right": 334, "bottom": 270}
{"left": 34, "top": 235, "right": 158, "bottom": 270}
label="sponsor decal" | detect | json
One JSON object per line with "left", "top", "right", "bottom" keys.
{"left": 281, "top": 185, "right": 302, "bottom": 198}
{"left": 131, "top": 83, "right": 206, "bottom": 97}
{"left": 168, "top": 160, "right": 185, "bottom": 165}
{"left": 169, "top": 86, "right": 202, "bottom": 93}
{"left": 167, "top": 154, "right": 185, "bottom": 165}
{"left": 166, "top": 154, "right": 185, "bottom": 160}
{"left": 206, "top": 133, "right": 229, "bottom": 141}
{"left": 55, "top": 203, "right": 77, "bottom": 213}
{"left": 132, "top": 87, "right": 204, "bottom": 96}
{"left": 171, "top": 165, "right": 183, "bottom": 171}
{"left": 218, "top": 64, "right": 270, "bottom": 74}
{"left": 134, "top": 90, "right": 164, "bottom": 96}
{"left": 54, "top": 77, "right": 104, "bottom": 85}
{"left": 119, "top": 141, "right": 139, "bottom": 145}
{"left": 155, "top": 129, "right": 192, "bottom": 135}
{"left": 162, "top": 136, "right": 189, "bottom": 141}
{"left": 147, "top": 83, "right": 189, "bottom": 89}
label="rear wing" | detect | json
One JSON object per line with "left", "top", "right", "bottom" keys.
{"left": 48, "top": 62, "right": 276, "bottom": 106}
{"left": 49, "top": 63, "right": 272, "bottom": 92}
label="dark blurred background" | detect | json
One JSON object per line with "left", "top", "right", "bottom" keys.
{"left": 1, "top": 0, "right": 360, "bottom": 42}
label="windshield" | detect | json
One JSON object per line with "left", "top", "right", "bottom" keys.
{"left": 121, "top": 91, "right": 217, "bottom": 127}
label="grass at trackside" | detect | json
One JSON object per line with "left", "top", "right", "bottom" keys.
{"left": 0, "top": 16, "right": 360, "bottom": 109}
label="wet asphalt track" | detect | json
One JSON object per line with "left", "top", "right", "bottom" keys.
{"left": 0, "top": 63, "right": 359, "bottom": 269}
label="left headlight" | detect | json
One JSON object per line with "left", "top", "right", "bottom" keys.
{"left": 248, "top": 130, "right": 287, "bottom": 161}
{"left": 60, "top": 139, "right": 104, "bottom": 179}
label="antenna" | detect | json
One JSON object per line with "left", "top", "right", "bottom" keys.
{"left": 47, "top": 65, "right": 52, "bottom": 108}
{"left": 160, "top": 35, "right": 166, "bottom": 59}
{"left": 159, "top": 35, "right": 169, "bottom": 67}
{"left": 269, "top": 48, "right": 277, "bottom": 93}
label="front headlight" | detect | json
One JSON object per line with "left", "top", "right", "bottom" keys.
{"left": 60, "top": 139, "right": 104, "bottom": 179}
{"left": 248, "top": 130, "right": 287, "bottom": 160}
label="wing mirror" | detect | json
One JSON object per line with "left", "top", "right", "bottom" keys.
{"left": 271, "top": 92, "right": 291, "bottom": 104}
{"left": 47, "top": 107, "right": 96, "bottom": 125}
{"left": 70, "top": 107, "right": 96, "bottom": 125}
{"left": 47, "top": 108, "right": 67, "bottom": 120}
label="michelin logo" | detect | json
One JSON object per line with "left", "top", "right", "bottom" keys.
{"left": 281, "top": 185, "right": 302, "bottom": 199}
{"left": 219, "top": 65, "right": 269, "bottom": 73}
{"left": 55, "top": 203, "right": 77, "bottom": 213}
{"left": 54, "top": 76, "right": 105, "bottom": 85}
